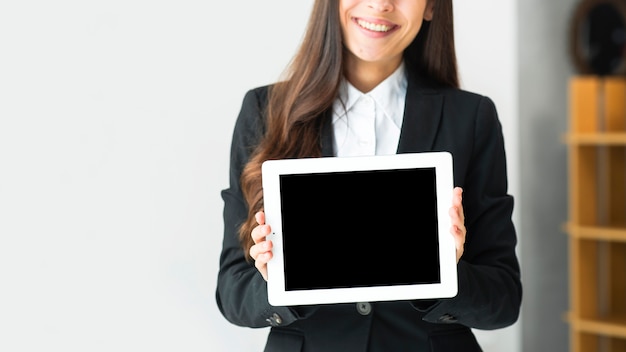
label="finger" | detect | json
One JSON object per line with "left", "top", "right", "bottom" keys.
{"left": 449, "top": 188, "right": 466, "bottom": 263}
{"left": 251, "top": 223, "right": 271, "bottom": 244}
{"left": 249, "top": 239, "right": 273, "bottom": 259}
{"left": 451, "top": 187, "right": 464, "bottom": 222}
{"left": 249, "top": 237, "right": 273, "bottom": 282}
{"left": 449, "top": 205, "right": 462, "bottom": 224}
{"left": 452, "top": 187, "right": 463, "bottom": 207}
{"left": 255, "top": 254, "right": 270, "bottom": 281}
{"left": 451, "top": 223, "right": 466, "bottom": 238}
{"left": 449, "top": 210, "right": 466, "bottom": 238}
{"left": 254, "top": 249, "right": 272, "bottom": 266}
{"left": 255, "top": 211, "right": 265, "bottom": 225}
{"left": 450, "top": 224, "right": 465, "bottom": 263}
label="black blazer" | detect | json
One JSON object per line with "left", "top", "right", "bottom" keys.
{"left": 217, "top": 71, "right": 522, "bottom": 352}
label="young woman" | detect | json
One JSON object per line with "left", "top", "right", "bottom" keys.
{"left": 217, "top": 0, "right": 522, "bottom": 351}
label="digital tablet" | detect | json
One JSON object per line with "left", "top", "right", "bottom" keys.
{"left": 261, "top": 151, "right": 457, "bottom": 306}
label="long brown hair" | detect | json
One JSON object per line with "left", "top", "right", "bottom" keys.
{"left": 239, "top": 0, "right": 458, "bottom": 258}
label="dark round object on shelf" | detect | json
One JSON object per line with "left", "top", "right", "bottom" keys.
{"left": 569, "top": 0, "right": 626, "bottom": 75}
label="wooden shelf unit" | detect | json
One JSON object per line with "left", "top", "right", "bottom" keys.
{"left": 564, "top": 76, "right": 626, "bottom": 352}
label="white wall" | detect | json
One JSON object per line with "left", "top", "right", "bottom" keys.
{"left": 0, "top": 1, "right": 519, "bottom": 351}
{"left": 518, "top": 0, "right": 575, "bottom": 350}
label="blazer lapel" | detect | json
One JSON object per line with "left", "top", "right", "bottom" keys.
{"left": 397, "top": 79, "right": 443, "bottom": 153}
{"left": 320, "top": 110, "right": 335, "bottom": 157}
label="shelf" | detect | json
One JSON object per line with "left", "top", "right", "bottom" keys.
{"left": 566, "top": 75, "right": 626, "bottom": 352}
{"left": 566, "top": 312, "right": 626, "bottom": 339}
{"left": 562, "top": 133, "right": 626, "bottom": 145}
{"left": 564, "top": 223, "right": 626, "bottom": 242}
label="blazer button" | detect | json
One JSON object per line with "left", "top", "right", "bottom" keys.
{"left": 265, "top": 313, "right": 283, "bottom": 326}
{"left": 356, "top": 302, "right": 372, "bottom": 315}
{"left": 438, "top": 313, "right": 458, "bottom": 323}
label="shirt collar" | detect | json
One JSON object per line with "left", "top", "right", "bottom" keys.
{"left": 333, "top": 62, "right": 408, "bottom": 128}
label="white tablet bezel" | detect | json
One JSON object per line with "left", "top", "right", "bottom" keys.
{"left": 261, "top": 152, "right": 457, "bottom": 306}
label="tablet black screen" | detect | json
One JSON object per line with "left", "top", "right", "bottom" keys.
{"left": 278, "top": 167, "right": 440, "bottom": 291}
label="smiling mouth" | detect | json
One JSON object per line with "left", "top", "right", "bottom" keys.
{"left": 356, "top": 19, "right": 394, "bottom": 32}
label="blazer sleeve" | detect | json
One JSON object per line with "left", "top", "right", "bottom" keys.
{"left": 216, "top": 88, "right": 316, "bottom": 328}
{"left": 416, "top": 96, "right": 522, "bottom": 330}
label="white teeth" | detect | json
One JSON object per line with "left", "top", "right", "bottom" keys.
{"left": 357, "top": 19, "right": 391, "bottom": 32}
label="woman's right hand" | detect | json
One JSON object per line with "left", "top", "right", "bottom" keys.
{"left": 249, "top": 211, "right": 273, "bottom": 281}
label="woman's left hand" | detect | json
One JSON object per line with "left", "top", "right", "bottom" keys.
{"left": 449, "top": 187, "right": 466, "bottom": 263}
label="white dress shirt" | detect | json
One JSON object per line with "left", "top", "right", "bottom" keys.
{"left": 332, "top": 63, "right": 407, "bottom": 157}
